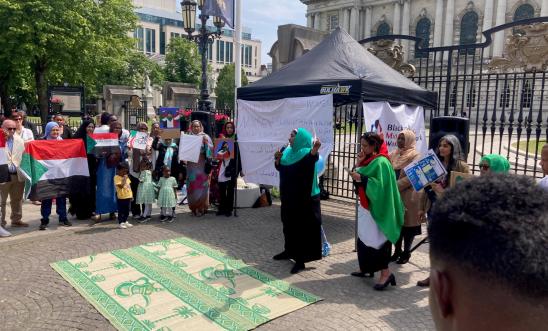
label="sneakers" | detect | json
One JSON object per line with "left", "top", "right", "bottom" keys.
{"left": 137, "top": 216, "right": 151, "bottom": 223}
{"left": 322, "top": 242, "right": 332, "bottom": 257}
{"left": 59, "top": 219, "right": 72, "bottom": 227}
{"left": 166, "top": 216, "right": 174, "bottom": 223}
{"left": 0, "top": 226, "right": 12, "bottom": 237}
{"left": 124, "top": 222, "right": 133, "bottom": 228}
{"left": 118, "top": 223, "right": 127, "bottom": 229}
{"left": 39, "top": 224, "right": 48, "bottom": 231}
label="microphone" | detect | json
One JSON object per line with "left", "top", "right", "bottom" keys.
{"left": 280, "top": 143, "right": 288, "bottom": 153}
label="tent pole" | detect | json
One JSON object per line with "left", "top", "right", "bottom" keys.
{"left": 354, "top": 101, "right": 364, "bottom": 252}
{"left": 233, "top": 0, "right": 242, "bottom": 217}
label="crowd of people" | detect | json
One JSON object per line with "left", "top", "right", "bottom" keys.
{"left": 0, "top": 111, "right": 242, "bottom": 237}
{"left": 272, "top": 126, "right": 548, "bottom": 296}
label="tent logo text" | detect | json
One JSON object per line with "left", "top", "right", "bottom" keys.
{"left": 320, "top": 85, "right": 351, "bottom": 95}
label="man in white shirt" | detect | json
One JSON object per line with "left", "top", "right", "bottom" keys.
{"left": 539, "top": 144, "right": 548, "bottom": 191}
{"left": 93, "top": 112, "right": 112, "bottom": 133}
{"left": 0, "top": 120, "right": 28, "bottom": 237}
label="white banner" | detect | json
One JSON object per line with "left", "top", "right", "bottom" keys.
{"left": 178, "top": 133, "right": 203, "bottom": 163}
{"left": 363, "top": 101, "right": 427, "bottom": 154}
{"left": 237, "top": 95, "right": 334, "bottom": 186}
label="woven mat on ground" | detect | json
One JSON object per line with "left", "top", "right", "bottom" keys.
{"left": 51, "top": 237, "right": 321, "bottom": 331}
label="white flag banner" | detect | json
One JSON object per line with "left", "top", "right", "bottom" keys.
{"left": 237, "top": 94, "right": 334, "bottom": 186}
{"left": 178, "top": 133, "right": 203, "bottom": 163}
{"left": 363, "top": 101, "right": 427, "bottom": 154}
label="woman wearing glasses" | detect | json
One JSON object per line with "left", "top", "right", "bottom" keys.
{"left": 11, "top": 112, "right": 34, "bottom": 142}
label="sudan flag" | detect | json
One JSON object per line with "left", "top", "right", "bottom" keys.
{"left": 87, "top": 133, "right": 120, "bottom": 156}
{"left": 0, "top": 133, "right": 10, "bottom": 183}
{"left": 20, "top": 139, "right": 90, "bottom": 200}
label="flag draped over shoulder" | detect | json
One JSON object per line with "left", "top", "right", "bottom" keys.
{"left": 20, "top": 139, "right": 90, "bottom": 201}
{"left": 202, "top": 0, "right": 235, "bottom": 28}
{"left": 87, "top": 133, "right": 120, "bottom": 156}
{"left": 0, "top": 133, "right": 10, "bottom": 183}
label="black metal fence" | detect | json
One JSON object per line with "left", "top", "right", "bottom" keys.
{"left": 322, "top": 17, "right": 548, "bottom": 200}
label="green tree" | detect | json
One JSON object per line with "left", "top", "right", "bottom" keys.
{"left": 214, "top": 63, "right": 249, "bottom": 109}
{"left": 163, "top": 37, "right": 201, "bottom": 86}
{"left": 0, "top": 0, "right": 137, "bottom": 123}
{"left": 100, "top": 52, "right": 165, "bottom": 90}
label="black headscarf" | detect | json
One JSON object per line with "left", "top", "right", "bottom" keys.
{"left": 74, "top": 119, "right": 95, "bottom": 148}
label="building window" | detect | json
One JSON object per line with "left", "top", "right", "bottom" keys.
{"left": 145, "top": 28, "right": 156, "bottom": 54}
{"left": 328, "top": 14, "right": 339, "bottom": 31}
{"left": 466, "top": 83, "right": 476, "bottom": 108}
{"left": 459, "top": 11, "right": 478, "bottom": 55}
{"left": 219, "top": 40, "right": 225, "bottom": 63}
{"left": 520, "top": 80, "right": 532, "bottom": 108}
{"left": 208, "top": 43, "right": 213, "bottom": 61}
{"left": 376, "top": 22, "right": 390, "bottom": 36}
{"left": 450, "top": 84, "right": 458, "bottom": 108}
{"left": 500, "top": 81, "right": 511, "bottom": 108}
{"left": 415, "top": 18, "right": 431, "bottom": 59}
{"left": 241, "top": 45, "right": 252, "bottom": 67}
{"left": 134, "top": 27, "right": 144, "bottom": 51}
{"left": 160, "top": 31, "right": 166, "bottom": 55}
{"left": 514, "top": 4, "right": 535, "bottom": 21}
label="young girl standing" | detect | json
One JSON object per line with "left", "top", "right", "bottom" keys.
{"left": 157, "top": 165, "right": 178, "bottom": 223}
{"left": 136, "top": 159, "right": 155, "bottom": 223}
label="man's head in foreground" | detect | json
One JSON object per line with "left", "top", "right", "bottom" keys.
{"left": 428, "top": 174, "right": 548, "bottom": 331}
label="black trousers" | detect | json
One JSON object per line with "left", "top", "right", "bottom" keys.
{"left": 218, "top": 178, "right": 236, "bottom": 213}
{"left": 129, "top": 174, "right": 142, "bottom": 216}
{"left": 117, "top": 198, "right": 131, "bottom": 224}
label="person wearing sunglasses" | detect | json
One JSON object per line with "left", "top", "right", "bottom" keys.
{"left": 10, "top": 111, "right": 34, "bottom": 142}
{"left": 479, "top": 154, "right": 510, "bottom": 175}
{"left": 0, "top": 119, "right": 29, "bottom": 236}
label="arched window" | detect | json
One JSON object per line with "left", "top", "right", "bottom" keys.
{"left": 459, "top": 11, "right": 478, "bottom": 55}
{"left": 514, "top": 4, "right": 535, "bottom": 21}
{"left": 415, "top": 18, "right": 431, "bottom": 58}
{"left": 377, "top": 22, "right": 390, "bottom": 36}
{"left": 513, "top": 4, "right": 535, "bottom": 34}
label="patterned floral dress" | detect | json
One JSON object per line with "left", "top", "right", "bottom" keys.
{"left": 157, "top": 176, "right": 178, "bottom": 208}
{"left": 136, "top": 170, "right": 155, "bottom": 204}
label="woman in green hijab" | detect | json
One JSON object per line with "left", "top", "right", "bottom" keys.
{"left": 479, "top": 154, "right": 510, "bottom": 175}
{"left": 273, "top": 128, "right": 323, "bottom": 274}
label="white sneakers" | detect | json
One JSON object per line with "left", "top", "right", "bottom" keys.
{"left": 118, "top": 222, "right": 134, "bottom": 229}
{"left": 0, "top": 226, "right": 12, "bottom": 237}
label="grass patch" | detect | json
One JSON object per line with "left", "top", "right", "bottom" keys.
{"left": 511, "top": 139, "right": 546, "bottom": 154}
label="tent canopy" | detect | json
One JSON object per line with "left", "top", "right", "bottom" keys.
{"left": 238, "top": 28, "right": 437, "bottom": 108}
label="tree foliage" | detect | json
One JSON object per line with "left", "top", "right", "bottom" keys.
{"left": 163, "top": 37, "right": 201, "bottom": 86}
{"left": 0, "top": 0, "right": 138, "bottom": 121}
{"left": 214, "top": 63, "right": 249, "bottom": 109}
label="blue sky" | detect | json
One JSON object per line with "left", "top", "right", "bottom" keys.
{"left": 241, "top": 0, "right": 307, "bottom": 64}
{"left": 176, "top": 0, "right": 307, "bottom": 65}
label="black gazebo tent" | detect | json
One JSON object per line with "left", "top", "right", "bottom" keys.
{"left": 238, "top": 28, "right": 437, "bottom": 108}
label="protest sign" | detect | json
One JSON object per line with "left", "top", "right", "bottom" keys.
{"left": 363, "top": 101, "right": 427, "bottom": 154}
{"left": 178, "top": 133, "right": 203, "bottom": 163}
{"left": 404, "top": 150, "right": 447, "bottom": 191}
{"left": 160, "top": 128, "right": 181, "bottom": 140}
{"left": 237, "top": 94, "right": 334, "bottom": 186}
{"left": 132, "top": 132, "right": 149, "bottom": 150}
{"left": 214, "top": 138, "right": 235, "bottom": 159}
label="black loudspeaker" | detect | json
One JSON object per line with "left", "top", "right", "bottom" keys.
{"left": 429, "top": 116, "right": 470, "bottom": 157}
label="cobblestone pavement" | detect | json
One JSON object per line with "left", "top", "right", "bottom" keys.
{"left": 0, "top": 199, "right": 434, "bottom": 331}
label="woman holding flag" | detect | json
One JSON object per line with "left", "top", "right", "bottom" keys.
{"left": 349, "top": 132, "right": 403, "bottom": 290}
{"left": 273, "top": 128, "right": 323, "bottom": 274}
{"left": 93, "top": 122, "right": 120, "bottom": 221}
{"left": 39, "top": 122, "right": 71, "bottom": 230}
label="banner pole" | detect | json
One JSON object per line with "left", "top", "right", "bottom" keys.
{"left": 233, "top": 0, "right": 242, "bottom": 217}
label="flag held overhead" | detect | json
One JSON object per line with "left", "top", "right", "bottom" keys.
{"left": 202, "top": 0, "right": 235, "bottom": 28}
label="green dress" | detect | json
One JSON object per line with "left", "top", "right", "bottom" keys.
{"left": 136, "top": 170, "right": 155, "bottom": 204}
{"left": 157, "top": 176, "right": 178, "bottom": 208}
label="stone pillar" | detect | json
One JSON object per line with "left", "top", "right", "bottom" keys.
{"left": 482, "top": 0, "right": 494, "bottom": 56}
{"left": 307, "top": 13, "right": 312, "bottom": 28}
{"left": 343, "top": 8, "right": 350, "bottom": 32}
{"left": 350, "top": 6, "right": 358, "bottom": 38}
{"left": 541, "top": 0, "right": 548, "bottom": 16}
{"left": 365, "top": 6, "right": 372, "bottom": 38}
{"left": 314, "top": 13, "right": 321, "bottom": 30}
{"left": 401, "top": 0, "right": 410, "bottom": 60}
{"left": 393, "top": 1, "right": 401, "bottom": 35}
{"left": 492, "top": 0, "right": 507, "bottom": 57}
{"left": 444, "top": 0, "right": 455, "bottom": 46}
{"left": 433, "top": 0, "right": 444, "bottom": 46}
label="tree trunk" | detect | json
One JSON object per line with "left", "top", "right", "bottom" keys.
{"left": 34, "top": 59, "right": 48, "bottom": 127}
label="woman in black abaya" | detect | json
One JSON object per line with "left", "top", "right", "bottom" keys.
{"left": 273, "top": 128, "right": 323, "bottom": 274}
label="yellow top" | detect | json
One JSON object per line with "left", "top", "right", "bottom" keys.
{"left": 114, "top": 175, "right": 133, "bottom": 199}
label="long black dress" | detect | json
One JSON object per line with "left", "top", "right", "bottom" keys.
{"left": 275, "top": 153, "right": 322, "bottom": 263}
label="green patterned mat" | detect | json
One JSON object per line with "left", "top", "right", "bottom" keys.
{"left": 51, "top": 237, "right": 321, "bottom": 331}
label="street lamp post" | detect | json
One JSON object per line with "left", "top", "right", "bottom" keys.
{"left": 181, "top": 0, "right": 225, "bottom": 136}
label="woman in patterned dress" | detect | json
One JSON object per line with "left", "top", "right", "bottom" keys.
{"left": 157, "top": 165, "right": 178, "bottom": 222}
{"left": 186, "top": 120, "right": 213, "bottom": 217}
